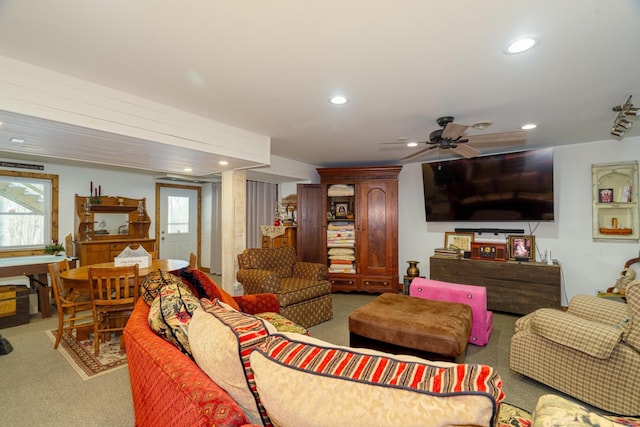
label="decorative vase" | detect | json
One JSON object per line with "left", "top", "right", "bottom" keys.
{"left": 406, "top": 260, "right": 420, "bottom": 277}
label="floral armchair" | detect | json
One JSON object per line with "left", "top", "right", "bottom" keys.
{"left": 510, "top": 280, "right": 640, "bottom": 415}
{"left": 236, "top": 246, "right": 332, "bottom": 328}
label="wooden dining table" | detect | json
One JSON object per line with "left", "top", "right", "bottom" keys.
{"left": 60, "top": 259, "right": 189, "bottom": 290}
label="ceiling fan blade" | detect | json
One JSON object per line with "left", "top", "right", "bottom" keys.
{"left": 401, "top": 146, "right": 437, "bottom": 161}
{"left": 451, "top": 144, "right": 481, "bottom": 159}
{"left": 466, "top": 131, "right": 527, "bottom": 146}
{"left": 379, "top": 140, "right": 427, "bottom": 145}
{"left": 442, "top": 123, "right": 468, "bottom": 139}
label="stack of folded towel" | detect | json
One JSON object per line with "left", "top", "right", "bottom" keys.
{"left": 327, "top": 222, "right": 356, "bottom": 273}
{"left": 328, "top": 247, "right": 356, "bottom": 273}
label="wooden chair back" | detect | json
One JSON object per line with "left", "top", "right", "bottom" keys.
{"left": 48, "top": 259, "right": 92, "bottom": 349}
{"left": 88, "top": 265, "right": 140, "bottom": 356}
{"left": 189, "top": 252, "right": 197, "bottom": 269}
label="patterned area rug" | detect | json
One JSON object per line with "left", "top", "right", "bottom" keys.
{"left": 45, "top": 328, "right": 128, "bottom": 381}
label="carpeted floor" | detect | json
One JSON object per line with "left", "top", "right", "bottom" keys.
{"left": 0, "top": 290, "right": 631, "bottom": 425}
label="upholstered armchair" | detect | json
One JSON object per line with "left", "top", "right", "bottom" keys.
{"left": 509, "top": 280, "right": 640, "bottom": 416}
{"left": 236, "top": 246, "right": 333, "bottom": 328}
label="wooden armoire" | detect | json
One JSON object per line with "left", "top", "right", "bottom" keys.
{"left": 298, "top": 166, "right": 401, "bottom": 293}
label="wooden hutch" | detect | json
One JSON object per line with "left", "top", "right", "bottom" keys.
{"left": 72, "top": 194, "right": 155, "bottom": 266}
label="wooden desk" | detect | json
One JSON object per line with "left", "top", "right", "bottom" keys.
{"left": 0, "top": 255, "right": 78, "bottom": 318}
{"left": 61, "top": 259, "right": 189, "bottom": 290}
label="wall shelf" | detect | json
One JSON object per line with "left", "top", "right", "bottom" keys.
{"left": 592, "top": 161, "right": 639, "bottom": 241}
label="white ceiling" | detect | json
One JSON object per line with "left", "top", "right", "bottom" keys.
{"left": 0, "top": 0, "right": 639, "bottom": 175}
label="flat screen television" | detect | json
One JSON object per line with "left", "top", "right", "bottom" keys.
{"left": 422, "top": 148, "right": 554, "bottom": 222}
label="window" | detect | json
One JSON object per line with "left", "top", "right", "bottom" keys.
{"left": 0, "top": 170, "right": 58, "bottom": 253}
{"left": 167, "top": 195, "right": 190, "bottom": 233}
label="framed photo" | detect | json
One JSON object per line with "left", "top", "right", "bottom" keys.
{"left": 444, "top": 232, "right": 474, "bottom": 252}
{"left": 334, "top": 202, "right": 349, "bottom": 218}
{"left": 598, "top": 188, "right": 614, "bottom": 203}
{"left": 508, "top": 235, "right": 536, "bottom": 260}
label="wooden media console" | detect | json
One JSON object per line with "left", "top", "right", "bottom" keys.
{"left": 429, "top": 256, "right": 561, "bottom": 315}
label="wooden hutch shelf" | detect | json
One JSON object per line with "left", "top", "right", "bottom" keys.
{"left": 72, "top": 194, "right": 155, "bottom": 266}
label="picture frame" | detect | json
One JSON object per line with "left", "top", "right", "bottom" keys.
{"left": 508, "top": 235, "right": 536, "bottom": 260}
{"left": 334, "top": 202, "right": 349, "bottom": 218}
{"left": 598, "top": 188, "right": 614, "bottom": 203}
{"left": 443, "top": 232, "right": 474, "bottom": 252}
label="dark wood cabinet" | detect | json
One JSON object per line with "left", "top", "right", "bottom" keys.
{"left": 429, "top": 256, "right": 561, "bottom": 315}
{"left": 296, "top": 184, "right": 324, "bottom": 263}
{"left": 316, "top": 166, "right": 401, "bottom": 293}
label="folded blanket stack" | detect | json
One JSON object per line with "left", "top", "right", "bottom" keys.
{"left": 327, "top": 223, "right": 356, "bottom": 273}
{"left": 327, "top": 184, "right": 355, "bottom": 197}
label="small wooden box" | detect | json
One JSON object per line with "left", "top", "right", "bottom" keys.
{"left": 470, "top": 242, "right": 508, "bottom": 262}
{"left": 0, "top": 285, "right": 30, "bottom": 328}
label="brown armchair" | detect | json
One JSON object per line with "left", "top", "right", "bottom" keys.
{"left": 236, "top": 246, "right": 332, "bottom": 328}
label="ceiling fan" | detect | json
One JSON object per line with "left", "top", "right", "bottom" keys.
{"left": 384, "top": 116, "right": 527, "bottom": 161}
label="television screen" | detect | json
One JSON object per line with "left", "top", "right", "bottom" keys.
{"left": 422, "top": 148, "right": 554, "bottom": 222}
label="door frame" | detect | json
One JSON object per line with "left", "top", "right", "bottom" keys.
{"left": 155, "top": 182, "right": 202, "bottom": 267}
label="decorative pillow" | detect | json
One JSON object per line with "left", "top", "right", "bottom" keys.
{"left": 148, "top": 281, "right": 200, "bottom": 357}
{"left": 250, "top": 333, "right": 504, "bottom": 427}
{"left": 532, "top": 394, "right": 629, "bottom": 426}
{"left": 141, "top": 269, "right": 188, "bottom": 305}
{"left": 254, "top": 312, "right": 309, "bottom": 335}
{"left": 179, "top": 268, "right": 240, "bottom": 311}
{"left": 189, "top": 298, "right": 272, "bottom": 426}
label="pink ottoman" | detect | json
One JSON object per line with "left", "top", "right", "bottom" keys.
{"left": 410, "top": 278, "right": 493, "bottom": 346}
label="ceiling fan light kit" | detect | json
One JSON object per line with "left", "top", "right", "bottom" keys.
{"left": 611, "top": 95, "right": 639, "bottom": 138}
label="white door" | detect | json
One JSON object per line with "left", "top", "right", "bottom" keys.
{"left": 159, "top": 186, "right": 199, "bottom": 261}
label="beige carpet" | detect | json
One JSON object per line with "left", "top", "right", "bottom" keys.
{"left": 45, "top": 328, "right": 128, "bottom": 381}
{"left": 0, "top": 291, "right": 627, "bottom": 425}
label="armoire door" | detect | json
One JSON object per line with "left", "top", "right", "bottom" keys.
{"left": 357, "top": 180, "right": 398, "bottom": 281}
{"left": 296, "top": 184, "right": 324, "bottom": 263}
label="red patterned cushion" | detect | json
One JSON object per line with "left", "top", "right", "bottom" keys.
{"left": 189, "top": 298, "right": 272, "bottom": 426}
{"left": 179, "top": 268, "right": 240, "bottom": 311}
{"left": 234, "top": 293, "right": 280, "bottom": 314}
{"left": 250, "top": 333, "right": 504, "bottom": 426}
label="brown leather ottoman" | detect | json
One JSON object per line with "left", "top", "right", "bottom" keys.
{"left": 348, "top": 293, "right": 472, "bottom": 362}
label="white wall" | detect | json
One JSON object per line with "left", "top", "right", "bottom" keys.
{"left": 4, "top": 134, "right": 638, "bottom": 299}
{"left": 398, "top": 136, "right": 640, "bottom": 304}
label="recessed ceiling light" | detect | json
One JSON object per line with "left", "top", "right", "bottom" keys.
{"left": 183, "top": 167, "right": 192, "bottom": 172}
{"left": 504, "top": 36, "right": 539, "bottom": 54}
{"left": 219, "top": 160, "right": 228, "bottom": 166}
{"left": 521, "top": 123, "right": 537, "bottom": 130}
{"left": 9, "top": 137, "right": 25, "bottom": 144}
{"left": 407, "top": 142, "right": 419, "bottom": 148}
{"left": 329, "top": 96, "right": 348, "bottom": 105}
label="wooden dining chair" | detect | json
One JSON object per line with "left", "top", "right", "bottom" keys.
{"left": 88, "top": 265, "right": 140, "bottom": 357}
{"left": 189, "top": 252, "right": 197, "bottom": 269}
{"left": 48, "top": 259, "right": 93, "bottom": 349}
